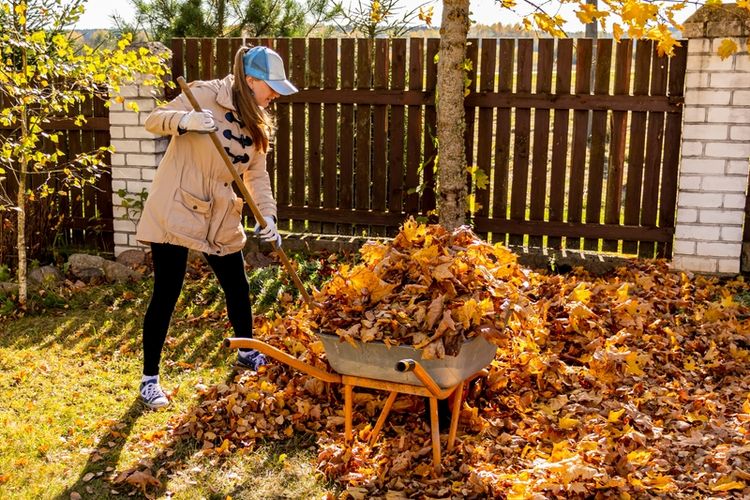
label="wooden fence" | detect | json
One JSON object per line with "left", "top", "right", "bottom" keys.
{"left": 171, "top": 36, "right": 687, "bottom": 258}
{"left": 0, "top": 95, "right": 112, "bottom": 266}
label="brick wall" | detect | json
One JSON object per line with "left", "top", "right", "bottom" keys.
{"left": 673, "top": 5, "right": 750, "bottom": 273}
{"left": 109, "top": 81, "right": 168, "bottom": 256}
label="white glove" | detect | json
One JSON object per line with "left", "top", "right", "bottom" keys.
{"left": 178, "top": 109, "right": 217, "bottom": 133}
{"left": 254, "top": 215, "right": 281, "bottom": 247}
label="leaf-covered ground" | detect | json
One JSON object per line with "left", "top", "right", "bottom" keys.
{"left": 137, "top": 222, "right": 750, "bottom": 499}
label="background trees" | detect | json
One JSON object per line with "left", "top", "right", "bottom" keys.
{"left": 115, "top": 0, "right": 339, "bottom": 39}
{"left": 0, "top": 0, "right": 170, "bottom": 305}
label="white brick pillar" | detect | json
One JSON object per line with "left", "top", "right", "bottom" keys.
{"left": 109, "top": 43, "right": 171, "bottom": 257}
{"left": 673, "top": 5, "right": 750, "bottom": 274}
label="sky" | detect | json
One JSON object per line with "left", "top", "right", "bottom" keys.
{"left": 77, "top": 0, "right": 581, "bottom": 30}
{"left": 76, "top": 0, "right": 699, "bottom": 32}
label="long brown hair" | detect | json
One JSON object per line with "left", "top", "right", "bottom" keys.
{"left": 232, "top": 46, "right": 273, "bottom": 154}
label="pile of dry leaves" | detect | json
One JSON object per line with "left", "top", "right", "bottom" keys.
{"left": 307, "top": 219, "right": 529, "bottom": 358}
{"left": 157, "top": 221, "right": 750, "bottom": 498}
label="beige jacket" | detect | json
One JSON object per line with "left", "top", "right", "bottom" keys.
{"left": 136, "top": 75, "right": 276, "bottom": 256}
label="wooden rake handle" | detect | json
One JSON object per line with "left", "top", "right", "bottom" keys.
{"left": 176, "top": 76, "right": 311, "bottom": 304}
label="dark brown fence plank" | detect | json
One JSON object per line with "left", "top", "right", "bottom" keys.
{"left": 405, "top": 38, "right": 423, "bottom": 214}
{"left": 492, "top": 38, "right": 514, "bottom": 245}
{"left": 623, "top": 40, "right": 652, "bottom": 254}
{"left": 464, "top": 39, "right": 478, "bottom": 205}
{"left": 274, "top": 39, "right": 291, "bottom": 230}
{"left": 388, "top": 39, "right": 406, "bottom": 223}
{"left": 67, "top": 105, "right": 84, "bottom": 245}
{"left": 81, "top": 95, "right": 98, "bottom": 246}
{"left": 639, "top": 46, "right": 668, "bottom": 258}
{"left": 230, "top": 38, "right": 243, "bottom": 58}
{"left": 603, "top": 39, "right": 633, "bottom": 252}
{"left": 322, "top": 38, "right": 338, "bottom": 235}
{"left": 185, "top": 39, "right": 200, "bottom": 82}
{"left": 422, "top": 38, "right": 439, "bottom": 214}
{"left": 548, "top": 39, "right": 573, "bottom": 249}
{"left": 291, "top": 38, "right": 306, "bottom": 231}
{"left": 371, "top": 38, "right": 389, "bottom": 235}
{"left": 340, "top": 38, "right": 355, "bottom": 234}
{"left": 308, "top": 38, "right": 322, "bottom": 234}
{"left": 529, "top": 38, "right": 553, "bottom": 248}
{"left": 475, "top": 39, "right": 496, "bottom": 235}
{"left": 565, "top": 38, "right": 593, "bottom": 250}
{"left": 658, "top": 43, "right": 688, "bottom": 257}
{"left": 584, "top": 39, "right": 613, "bottom": 251}
{"left": 509, "top": 38, "right": 533, "bottom": 248}
{"left": 201, "top": 38, "right": 214, "bottom": 80}
{"left": 355, "top": 38, "right": 372, "bottom": 229}
{"left": 94, "top": 95, "right": 113, "bottom": 252}
{"left": 171, "top": 38, "right": 184, "bottom": 83}
{"left": 216, "top": 38, "right": 230, "bottom": 77}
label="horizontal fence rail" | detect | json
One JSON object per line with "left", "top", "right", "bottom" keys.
{"left": 170, "top": 36, "right": 687, "bottom": 258}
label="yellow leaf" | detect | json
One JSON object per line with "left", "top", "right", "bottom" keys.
{"left": 558, "top": 415, "right": 580, "bottom": 430}
{"left": 711, "top": 480, "right": 746, "bottom": 492}
{"left": 682, "top": 355, "right": 698, "bottom": 371}
{"left": 570, "top": 283, "right": 591, "bottom": 304}
{"left": 720, "top": 292, "right": 736, "bottom": 308}
{"left": 613, "top": 23, "right": 624, "bottom": 41}
{"left": 625, "top": 352, "right": 645, "bottom": 376}
{"left": 616, "top": 283, "right": 629, "bottom": 302}
{"left": 742, "top": 398, "right": 750, "bottom": 414}
{"left": 643, "top": 475, "right": 675, "bottom": 490}
{"left": 608, "top": 408, "right": 625, "bottom": 422}
{"left": 216, "top": 439, "right": 230, "bottom": 454}
{"left": 717, "top": 38, "right": 738, "bottom": 60}
{"left": 627, "top": 449, "right": 652, "bottom": 465}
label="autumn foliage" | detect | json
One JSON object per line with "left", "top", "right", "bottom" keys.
{"left": 158, "top": 221, "right": 750, "bottom": 498}
{"left": 309, "top": 219, "right": 526, "bottom": 358}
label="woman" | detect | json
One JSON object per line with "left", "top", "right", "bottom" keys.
{"left": 135, "top": 46, "right": 298, "bottom": 409}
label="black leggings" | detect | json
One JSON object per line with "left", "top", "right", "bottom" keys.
{"left": 142, "top": 242, "right": 253, "bottom": 376}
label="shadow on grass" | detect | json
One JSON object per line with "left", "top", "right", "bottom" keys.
{"left": 0, "top": 277, "right": 234, "bottom": 370}
{"left": 54, "top": 398, "right": 146, "bottom": 500}
{"left": 99, "top": 367, "right": 335, "bottom": 499}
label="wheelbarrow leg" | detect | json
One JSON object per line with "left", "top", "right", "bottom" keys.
{"left": 344, "top": 384, "right": 353, "bottom": 443}
{"left": 448, "top": 381, "right": 465, "bottom": 451}
{"left": 369, "top": 391, "right": 398, "bottom": 446}
{"left": 428, "top": 397, "right": 441, "bottom": 476}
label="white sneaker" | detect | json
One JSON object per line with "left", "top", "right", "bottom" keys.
{"left": 140, "top": 379, "right": 169, "bottom": 409}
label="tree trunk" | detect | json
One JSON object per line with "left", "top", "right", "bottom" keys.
{"left": 217, "top": 0, "right": 226, "bottom": 36}
{"left": 436, "top": 0, "right": 470, "bottom": 230}
{"left": 17, "top": 36, "right": 28, "bottom": 307}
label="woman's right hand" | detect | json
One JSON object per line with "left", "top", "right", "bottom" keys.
{"left": 178, "top": 110, "right": 218, "bottom": 133}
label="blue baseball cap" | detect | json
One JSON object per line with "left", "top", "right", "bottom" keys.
{"left": 243, "top": 46, "right": 298, "bottom": 96}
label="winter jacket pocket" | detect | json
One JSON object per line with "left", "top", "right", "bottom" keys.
{"left": 169, "top": 188, "right": 212, "bottom": 241}
{"left": 213, "top": 197, "right": 244, "bottom": 247}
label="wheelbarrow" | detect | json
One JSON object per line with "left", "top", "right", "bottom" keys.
{"left": 223, "top": 330, "right": 496, "bottom": 475}
{"left": 175, "top": 75, "right": 496, "bottom": 474}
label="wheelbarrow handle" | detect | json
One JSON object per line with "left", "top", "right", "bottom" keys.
{"left": 224, "top": 337, "right": 341, "bottom": 384}
{"left": 396, "top": 358, "right": 443, "bottom": 398}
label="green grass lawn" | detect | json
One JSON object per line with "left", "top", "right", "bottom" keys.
{"left": 0, "top": 274, "right": 333, "bottom": 499}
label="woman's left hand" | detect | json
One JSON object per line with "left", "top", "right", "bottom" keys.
{"left": 254, "top": 215, "right": 281, "bottom": 247}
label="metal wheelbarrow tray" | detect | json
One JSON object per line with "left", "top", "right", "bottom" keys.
{"left": 318, "top": 333, "right": 496, "bottom": 389}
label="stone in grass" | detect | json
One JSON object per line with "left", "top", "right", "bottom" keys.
{"left": 27, "top": 265, "right": 64, "bottom": 289}
{"left": 68, "top": 253, "right": 141, "bottom": 283}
